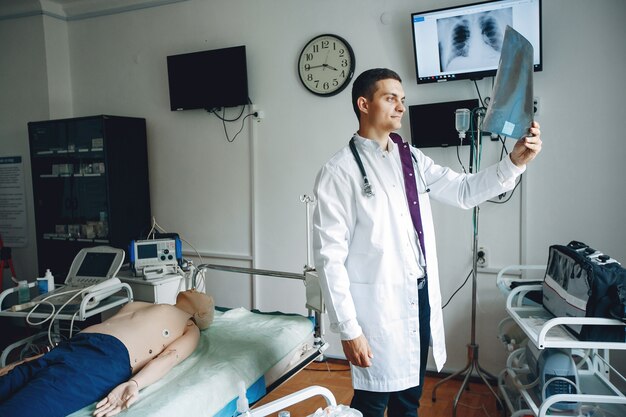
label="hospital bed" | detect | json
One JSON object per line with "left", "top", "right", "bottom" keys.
{"left": 67, "top": 263, "right": 329, "bottom": 417}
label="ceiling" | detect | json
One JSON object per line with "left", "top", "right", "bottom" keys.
{"left": 0, "top": 0, "right": 187, "bottom": 20}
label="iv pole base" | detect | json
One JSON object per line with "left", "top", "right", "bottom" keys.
{"left": 431, "top": 344, "right": 504, "bottom": 417}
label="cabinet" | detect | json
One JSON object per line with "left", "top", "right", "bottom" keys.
{"left": 28, "top": 115, "right": 151, "bottom": 281}
{"left": 117, "top": 269, "right": 185, "bottom": 304}
{"left": 497, "top": 267, "right": 626, "bottom": 417}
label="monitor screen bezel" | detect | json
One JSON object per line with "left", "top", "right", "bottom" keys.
{"left": 410, "top": 0, "right": 542, "bottom": 84}
{"left": 408, "top": 98, "right": 480, "bottom": 148}
{"left": 167, "top": 45, "right": 249, "bottom": 111}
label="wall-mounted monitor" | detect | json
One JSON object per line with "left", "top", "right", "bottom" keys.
{"left": 410, "top": 0, "right": 542, "bottom": 84}
{"left": 409, "top": 99, "right": 480, "bottom": 148}
{"left": 167, "top": 45, "right": 249, "bottom": 111}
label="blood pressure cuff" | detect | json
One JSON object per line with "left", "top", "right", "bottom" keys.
{"left": 483, "top": 25, "right": 534, "bottom": 139}
{"left": 542, "top": 241, "right": 626, "bottom": 342}
{"left": 0, "top": 333, "right": 131, "bottom": 417}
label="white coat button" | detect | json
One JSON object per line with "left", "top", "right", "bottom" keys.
{"left": 409, "top": 173, "right": 413, "bottom": 176}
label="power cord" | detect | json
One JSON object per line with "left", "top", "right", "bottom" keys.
{"left": 442, "top": 269, "right": 472, "bottom": 309}
{"left": 208, "top": 99, "right": 258, "bottom": 143}
{"left": 473, "top": 79, "right": 486, "bottom": 108}
{"left": 145, "top": 216, "right": 206, "bottom": 291}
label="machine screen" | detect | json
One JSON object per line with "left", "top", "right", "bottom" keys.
{"left": 137, "top": 243, "right": 158, "bottom": 260}
{"left": 76, "top": 252, "right": 117, "bottom": 277}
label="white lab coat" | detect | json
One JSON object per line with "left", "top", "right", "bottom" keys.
{"left": 312, "top": 134, "right": 523, "bottom": 392}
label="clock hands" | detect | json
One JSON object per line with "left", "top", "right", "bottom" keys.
{"left": 308, "top": 63, "right": 338, "bottom": 71}
{"left": 321, "top": 50, "right": 338, "bottom": 71}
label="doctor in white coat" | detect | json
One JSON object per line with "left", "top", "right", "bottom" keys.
{"left": 313, "top": 68, "right": 541, "bottom": 417}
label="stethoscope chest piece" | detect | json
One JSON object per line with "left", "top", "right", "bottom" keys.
{"left": 349, "top": 137, "right": 375, "bottom": 198}
{"left": 362, "top": 180, "right": 375, "bottom": 198}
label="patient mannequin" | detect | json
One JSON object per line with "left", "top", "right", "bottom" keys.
{"left": 0, "top": 289, "right": 214, "bottom": 417}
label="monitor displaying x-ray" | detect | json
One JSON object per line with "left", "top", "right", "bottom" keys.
{"left": 410, "top": 0, "right": 542, "bottom": 84}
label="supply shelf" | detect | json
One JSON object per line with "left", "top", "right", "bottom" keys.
{"left": 506, "top": 284, "right": 626, "bottom": 351}
{"left": 497, "top": 266, "right": 626, "bottom": 417}
{"left": 499, "top": 347, "right": 626, "bottom": 417}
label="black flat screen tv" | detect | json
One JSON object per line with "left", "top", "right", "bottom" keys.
{"left": 409, "top": 99, "right": 479, "bottom": 148}
{"left": 410, "top": 0, "right": 542, "bottom": 84}
{"left": 167, "top": 45, "right": 248, "bottom": 111}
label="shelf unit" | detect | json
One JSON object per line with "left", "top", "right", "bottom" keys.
{"left": 498, "top": 275, "right": 626, "bottom": 417}
{"left": 28, "top": 115, "right": 151, "bottom": 280}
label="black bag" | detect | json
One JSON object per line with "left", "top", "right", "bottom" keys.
{"left": 542, "top": 241, "right": 626, "bottom": 342}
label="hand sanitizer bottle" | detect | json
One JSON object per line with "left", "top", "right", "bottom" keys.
{"left": 45, "top": 269, "right": 55, "bottom": 292}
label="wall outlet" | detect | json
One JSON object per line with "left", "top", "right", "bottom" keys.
{"left": 476, "top": 246, "right": 489, "bottom": 268}
{"left": 251, "top": 104, "right": 265, "bottom": 122}
{"left": 533, "top": 97, "right": 540, "bottom": 115}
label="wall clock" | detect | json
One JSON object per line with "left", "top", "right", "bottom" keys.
{"left": 298, "top": 34, "right": 355, "bottom": 97}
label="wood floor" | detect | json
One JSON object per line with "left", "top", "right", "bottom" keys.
{"left": 253, "top": 359, "right": 502, "bottom": 417}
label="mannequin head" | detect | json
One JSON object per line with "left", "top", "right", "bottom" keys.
{"left": 176, "top": 289, "right": 215, "bottom": 330}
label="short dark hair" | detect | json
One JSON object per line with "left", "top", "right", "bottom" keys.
{"left": 351, "top": 68, "right": 402, "bottom": 120}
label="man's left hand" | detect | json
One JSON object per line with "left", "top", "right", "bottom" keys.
{"left": 510, "top": 121, "right": 542, "bottom": 167}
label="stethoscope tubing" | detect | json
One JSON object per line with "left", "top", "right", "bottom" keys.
{"left": 349, "top": 136, "right": 430, "bottom": 198}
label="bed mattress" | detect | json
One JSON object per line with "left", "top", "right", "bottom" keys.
{"left": 68, "top": 307, "right": 315, "bottom": 417}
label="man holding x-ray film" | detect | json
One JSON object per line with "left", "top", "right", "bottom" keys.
{"left": 312, "top": 66, "right": 541, "bottom": 417}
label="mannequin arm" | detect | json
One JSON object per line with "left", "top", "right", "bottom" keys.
{"left": 94, "top": 321, "right": 200, "bottom": 416}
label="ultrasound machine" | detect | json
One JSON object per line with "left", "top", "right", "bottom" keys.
{"left": 0, "top": 246, "right": 133, "bottom": 366}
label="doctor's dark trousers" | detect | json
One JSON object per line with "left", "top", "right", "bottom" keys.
{"left": 351, "top": 281, "right": 431, "bottom": 417}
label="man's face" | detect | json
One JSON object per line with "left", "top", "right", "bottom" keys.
{"left": 361, "top": 78, "right": 406, "bottom": 131}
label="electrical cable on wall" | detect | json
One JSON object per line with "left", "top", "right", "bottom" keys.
{"left": 442, "top": 269, "right": 472, "bottom": 309}
{"left": 473, "top": 79, "right": 486, "bottom": 108}
{"left": 208, "top": 99, "right": 257, "bottom": 143}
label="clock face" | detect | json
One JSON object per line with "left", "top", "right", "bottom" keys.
{"left": 298, "top": 34, "right": 355, "bottom": 97}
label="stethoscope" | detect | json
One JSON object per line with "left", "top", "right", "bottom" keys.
{"left": 349, "top": 136, "right": 430, "bottom": 198}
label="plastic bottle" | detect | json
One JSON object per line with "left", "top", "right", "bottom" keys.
{"left": 17, "top": 280, "right": 30, "bottom": 304}
{"left": 235, "top": 381, "right": 251, "bottom": 416}
{"left": 36, "top": 277, "right": 47, "bottom": 294}
{"left": 44, "top": 269, "right": 55, "bottom": 293}
{"left": 37, "top": 269, "right": 55, "bottom": 295}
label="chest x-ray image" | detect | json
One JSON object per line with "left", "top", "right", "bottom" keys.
{"left": 483, "top": 26, "right": 534, "bottom": 139}
{"left": 437, "top": 8, "right": 512, "bottom": 72}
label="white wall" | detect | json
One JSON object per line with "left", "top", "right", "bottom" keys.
{"left": 0, "top": 14, "right": 48, "bottom": 288}
{"left": 1, "top": 0, "right": 625, "bottom": 376}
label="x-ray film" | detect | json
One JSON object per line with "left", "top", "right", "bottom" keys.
{"left": 482, "top": 26, "right": 533, "bottom": 139}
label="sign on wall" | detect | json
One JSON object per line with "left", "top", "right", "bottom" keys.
{"left": 0, "top": 156, "right": 27, "bottom": 247}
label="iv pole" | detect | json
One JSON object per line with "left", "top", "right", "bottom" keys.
{"left": 431, "top": 108, "right": 504, "bottom": 417}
